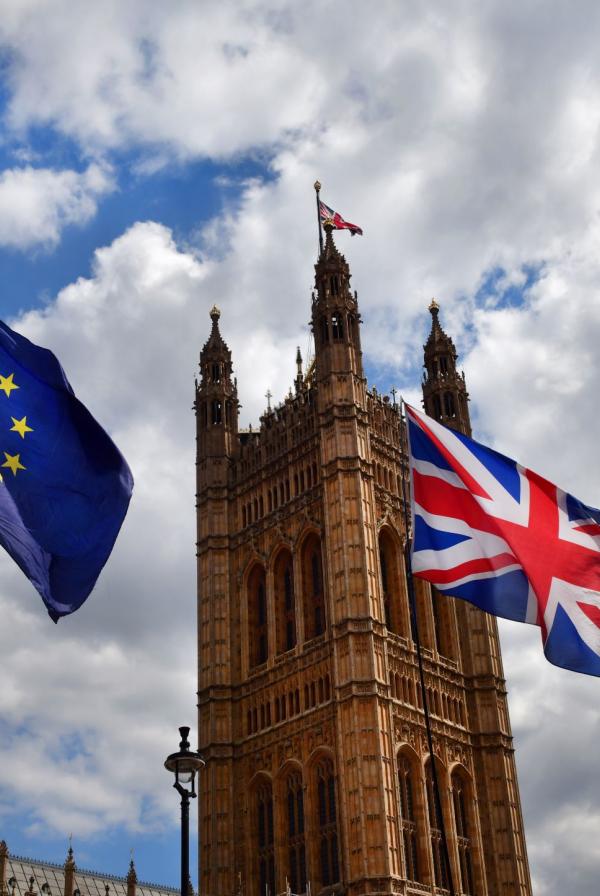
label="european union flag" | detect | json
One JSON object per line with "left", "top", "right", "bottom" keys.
{"left": 0, "top": 320, "right": 133, "bottom": 621}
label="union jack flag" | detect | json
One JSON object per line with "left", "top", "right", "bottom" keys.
{"left": 406, "top": 403, "right": 600, "bottom": 677}
{"left": 319, "top": 200, "right": 363, "bottom": 236}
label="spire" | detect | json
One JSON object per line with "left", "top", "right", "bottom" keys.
{"left": 63, "top": 842, "right": 75, "bottom": 896}
{"left": 311, "top": 223, "right": 363, "bottom": 383}
{"left": 196, "top": 306, "right": 239, "bottom": 459}
{"left": 127, "top": 859, "right": 137, "bottom": 885}
{"left": 426, "top": 298, "right": 454, "bottom": 352}
{"left": 295, "top": 346, "right": 303, "bottom": 393}
{"left": 422, "top": 300, "right": 470, "bottom": 434}
{"left": 202, "top": 306, "right": 229, "bottom": 357}
{"left": 315, "top": 222, "right": 349, "bottom": 272}
{"left": 126, "top": 856, "right": 137, "bottom": 896}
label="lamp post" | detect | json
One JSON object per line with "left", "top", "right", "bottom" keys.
{"left": 165, "top": 726, "right": 205, "bottom": 896}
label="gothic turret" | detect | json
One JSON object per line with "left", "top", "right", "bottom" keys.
{"left": 126, "top": 858, "right": 137, "bottom": 896}
{"left": 311, "top": 224, "right": 364, "bottom": 384}
{"left": 422, "top": 299, "right": 471, "bottom": 434}
{"left": 63, "top": 844, "right": 75, "bottom": 896}
{"left": 196, "top": 306, "right": 238, "bottom": 459}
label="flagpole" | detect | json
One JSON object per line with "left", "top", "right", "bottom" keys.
{"left": 314, "top": 180, "right": 324, "bottom": 254}
{"left": 399, "top": 399, "right": 457, "bottom": 896}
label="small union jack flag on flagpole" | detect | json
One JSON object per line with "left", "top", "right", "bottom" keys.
{"left": 405, "top": 403, "right": 600, "bottom": 677}
{"left": 318, "top": 199, "right": 363, "bottom": 236}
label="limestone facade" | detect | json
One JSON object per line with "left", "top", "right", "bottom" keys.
{"left": 195, "top": 227, "right": 531, "bottom": 896}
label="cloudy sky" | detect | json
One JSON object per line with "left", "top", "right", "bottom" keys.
{"left": 0, "top": 1, "right": 599, "bottom": 893}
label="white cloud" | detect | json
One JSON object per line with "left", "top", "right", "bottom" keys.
{"left": 0, "top": 163, "right": 113, "bottom": 250}
{"left": 2, "top": 2, "right": 600, "bottom": 893}
{"left": 0, "top": 219, "right": 309, "bottom": 841}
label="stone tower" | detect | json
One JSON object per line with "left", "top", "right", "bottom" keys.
{"left": 195, "top": 226, "right": 531, "bottom": 896}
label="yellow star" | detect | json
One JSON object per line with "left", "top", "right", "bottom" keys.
{"left": 2, "top": 452, "right": 25, "bottom": 476}
{"left": 0, "top": 373, "right": 19, "bottom": 397}
{"left": 10, "top": 416, "right": 33, "bottom": 439}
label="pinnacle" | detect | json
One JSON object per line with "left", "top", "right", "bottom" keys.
{"left": 200, "top": 304, "right": 231, "bottom": 361}
{"left": 127, "top": 858, "right": 137, "bottom": 883}
{"left": 425, "top": 298, "right": 452, "bottom": 348}
{"left": 321, "top": 223, "right": 343, "bottom": 262}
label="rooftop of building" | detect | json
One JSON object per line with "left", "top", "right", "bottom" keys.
{"left": 0, "top": 844, "right": 179, "bottom": 896}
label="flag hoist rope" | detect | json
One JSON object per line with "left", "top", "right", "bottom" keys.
{"left": 399, "top": 400, "right": 457, "bottom": 896}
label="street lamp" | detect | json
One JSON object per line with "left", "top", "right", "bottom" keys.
{"left": 165, "top": 726, "right": 205, "bottom": 896}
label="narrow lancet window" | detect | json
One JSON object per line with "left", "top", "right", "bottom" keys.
{"left": 275, "top": 551, "right": 296, "bottom": 654}
{"left": 286, "top": 772, "right": 307, "bottom": 894}
{"left": 426, "top": 760, "right": 449, "bottom": 890}
{"left": 249, "top": 566, "right": 268, "bottom": 668}
{"left": 444, "top": 392, "right": 456, "bottom": 417}
{"left": 211, "top": 400, "right": 222, "bottom": 424}
{"left": 316, "top": 758, "right": 340, "bottom": 886}
{"left": 398, "top": 754, "right": 422, "bottom": 882}
{"left": 303, "top": 534, "right": 325, "bottom": 640}
{"left": 331, "top": 312, "right": 344, "bottom": 340}
{"left": 452, "top": 771, "right": 475, "bottom": 895}
{"left": 257, "top": 781, "right": 275, "bottom": 896}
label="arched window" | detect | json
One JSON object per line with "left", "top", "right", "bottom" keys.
{"left": 425, "top": 760, "right": 449, "bottom": 890}
{"left": 444, "top": 392, "right": 456, "bottom": 417}
{"left": 248, "top": 566, "right": 268, "bottom": 668}
{"left": 286, "top": 772, "right": 307, "bottom": 893}
{"left": 397, "top": 754, "right": 422, "bottom": 882}
{"left": 452, "top": 771, "right": 475, "bottom": 895}
{"left": 302, "top": 535, "right": 325, "bottom": 640}
{"left": 379, "top": 529, "right": 407, "bottom": 635}
{"left": 321, "top": 317, "right": 329, "bottom": 344}
{"left": 431, "top": 587, "right": 455, "bottom": 659}
{"left": 410, "top": 579, "right": 434, "bottom": 649}
{"left": 433, "top": 394, "right": 442, "bottom": 419}
{"left": 315, "top": 758, "right": 340, "bottom": 887}
{"left": 331, "top": 312, "right": 343, "bottom": 340}
{"left": 256, "top": 780, "right": 275, "bottom": 896}
{"left": 275, "top": 551, "right": 296, "bottom": 654}
{"left": 380, "top": 544, "right": 391, "bottom": 629}
{"left": 347, "top": 314, "right": 355, "bottom": 343}
{"left": 211, "top": 362, "right": 221, "bottom": 382}
{"left": 211, "top": 399, "right": 222, "bottom": 424}
{"left": 440, "top": 355, "right": 449, "bottom": 374}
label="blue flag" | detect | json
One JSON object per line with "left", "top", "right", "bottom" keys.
{"left": 0, "top": 320, "right": 133, "bottom": 621}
